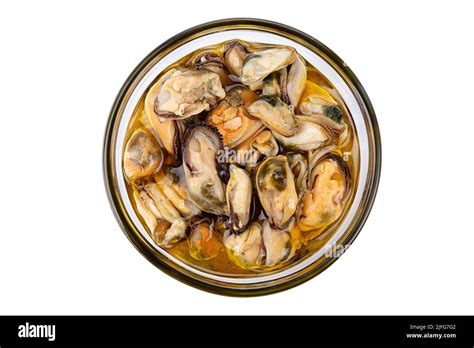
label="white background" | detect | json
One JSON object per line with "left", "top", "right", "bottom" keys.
{"left": 1, "top": 0, "right": 473, "bottom": 315}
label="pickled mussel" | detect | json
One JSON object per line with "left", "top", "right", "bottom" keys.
{"left": 251, "top": 130, "right": 279, "bottom": 157}
{"left": 272, "top": 115, "right": 335, "bottom": 151}
{"left": 226, "top": 164, "right": 252, "bottom": 233}
{"left": 206, "top": 85, "right": 263, "bottom": 148}
{"left": 247, "top": 96, "right": 299, "bottom": 137}
{"left": 123, "top": 128, "right": 163, "bottom": 180}
{"left": 240, "top": 46, "right": 296, "bottom": 85}
{"left": 256, "top": 155, "right": 298, "bottom": 230}
{"left": 154, "top": 68, "right": 225, "bottom": 119}
{"left": 223, "top": 222, "right": 265, "bottom": 269}
{"left": 286, "top": 55, "right": 307, "bottom": 108}
{"left": 188, "top": 218, "right": 221, "bottom": 260}
{"left": 298, "top": 153, "right": 350, "bottom": 231}
{"left": 224, "top": 40, "right": 248, "bottom": 77}
{"left": 145, "top": 71, "right": 181, "bottom": 160}
{"left": 182, "top": 124, "right": 227, "bottom": 216}
{"left": 223, "top": 220, "right": 294, "bottom": 269}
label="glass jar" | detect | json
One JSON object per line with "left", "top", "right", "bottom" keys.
{"left": 103, "top": 18, "right": 381, "bottom": 296}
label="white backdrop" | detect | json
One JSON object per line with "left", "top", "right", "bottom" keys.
{"left": 1, "top": 0, "right": 473, "bottom": 315}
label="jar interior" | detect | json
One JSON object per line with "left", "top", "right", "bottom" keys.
{"left": 111, "top": 28, "right": 373, "bottom": 285}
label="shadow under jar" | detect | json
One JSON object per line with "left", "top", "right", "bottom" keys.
{"left": 103, "top": 19, "right": 381, "bottom": 296}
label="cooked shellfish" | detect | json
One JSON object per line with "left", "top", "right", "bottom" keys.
{"left": 182, "top": 124, "right": 227, "bottom": 215}
{"left": 226, "top": 165, "right": 252, "bottom": 232}
{"left": 240, "top": 46, "right": 296, "bottom": 85}
{"left": 224, "top": 40, "right": 248, "bottom": 77}
{"left": 132, "top": 187, "right": 187, "bottom": 247}
{"left": 251, "top": 130, "right": 279, "bottom": 157}
{"left": 286, "top": 54, "right": 307, "bottom": 108}
{"left": 193, "top": 50, "right": 225, "bottom": 73}
{"left": 272, "top": 115, "right": 334, "bottom": 151}
{"left": 161, "top": 219, "right": 188, "bottom": 246}
{"left": 288, "top": 153, "right": 309, "bottom": 200}
{"left": 188, "top": 218, "right": 221, "bottom": 260}
{"left": 247, "top": 96, "right": 299, "bottom": 137}
{"left": 154, "top": 170, "right": 201, "bottom": 218}
{"left": 299, "top": 81, "right": 343, "bottom": 123}
{"left": 223, "top": 220, "right": 294, "bottom": 269}
{"left": 256, "top": 156, "right": 298, "bottom": 229}
{"left": 207, "top": 86, "right": 263, "bottom": 148}
{"left": 154, "top": 69, "right": 225, "bottom": 119}
{"left": 123, "top": 128, "right": 163, "bottom": 180}
{"left": 261, "top": 72, "right": 282, "bottom": 97}
{"left": 298, "top": 154, "right": 350, "bottom": 231}
{"left": 224, "top": 222, "right": 265, "bottom": 269}
{"left": 145, "top": 70, "right": 181, "bottom": 160}
{"left": 262, "top": 220, "right": 294, "bottom": 267}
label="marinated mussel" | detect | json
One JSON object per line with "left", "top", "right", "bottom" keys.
{"left": 272, "top": 115, "right": 336, "bottom": 151}
{"left": 154, "top": 68, "right": 225, "bottom": 119}
{"left": 224, "top": 40, "right": 248, "bottom": 77}
{"left": 182, "top": 124, "right": 227, "bottom": 216}
{"left": 226, "top": 164, "right": 252, "bottom": 233}
{"left": 123, "top": 128, "right": 163, "bottom": 181}
{"left": 288, "top": 153, "right": 309, "bottom": 200}
{"left": 299, "top": 81, "right": 343, "bottom": 123}
{"left": 247, "top": 95, "right": 299, "bottom": 137}
{"left": 207, "top": 85, "right": 263, "bottom": 148}
{"left": 188, "top": 218, "right": 221, "bottom": 260}
{"left": 286, "top": 54, "right": 307, "bottom": 108}
{"left": 132, "top": 185, "right": 188, "bottom": 247}
{"left": 256, "top": 156, "right": 298, "bottom": 230}
{"left": 223, "top": 220, "right": 294, "bottom": 269}
{"left": 240, "top": 46, "right": 296, "bottom": 85}
{"left": 298, "top": 154, "right": 350, "bottom": 231}
{"left": 145, "top": 70, "right": 181, "bottom": 160}
{"left": 251, "top": 130, "right": 279, "bottom": 157}
{"left": 223, "top": 222, "right": 265, "bottom": 269}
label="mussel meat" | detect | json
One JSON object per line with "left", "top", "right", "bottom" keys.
{"left": 251, "top": 130, "right": 279, "bottom": 157}
{"left": 224, "top": 40, "right": 248, "bottom": 77}
{"left": 223, "top": 220, "right": 294, "bottom": 269}
{"left": 286, "top": 54, "right": 307, "bottom": 108}
{"left": 226, "top": 165, "right": 252, "bottom": 233}
{"left": 145, "top": 70, "right": 181, "bottom": 160}
{"left": 262, "top": 221, "right": 294, "bottom": 267}
{"left": 240, "top": 46, "right": 296, "bottom": 85}
{"left": 223, "top": 222, "right": 265, "bottom": 269}
{"left": 247, "top": 95, "right": 299, "bottom": 137}
{"left": 298, "top": 154, "right": 350, "bottom": 231}
{"left": 207, "top": 85, "right": 263, "bottom": 148}
{"left": 182, "top": 124, "right": 227, "bottom": 215}
{"left": 193, "top": 50, "right": 225, "bottom": 73}
{"left": 261, "top": 72, "right": 282, "bottom": 97}
{"left": 299, "top": 81, "right": 343, "bottom": 123}
{"left": 256, "top": 156, "right": 298, "bottom": 229}
{"left": 154, "top": 68, "right": 225, "bottom": 120}
{"left": 288, "top": 153, "right": 309, "bottom": 200}
{"left": 188, "top": 218, "right": 221, "bottom": 260}
{"left": 154, "top": 169, "right": 201, "bottom": 218}
{"left": 132, "top": 187, "right": 187, "bottom": 247}
{"left": 272, "top": 115, "right": 335, "bottom": 151}
{"left": 123, "top": 128, "right": 163, "bottom": 181}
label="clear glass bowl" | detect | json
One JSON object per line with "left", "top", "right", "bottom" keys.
{"left": 103, "top": 18, "right": 381, "bottom": 296}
